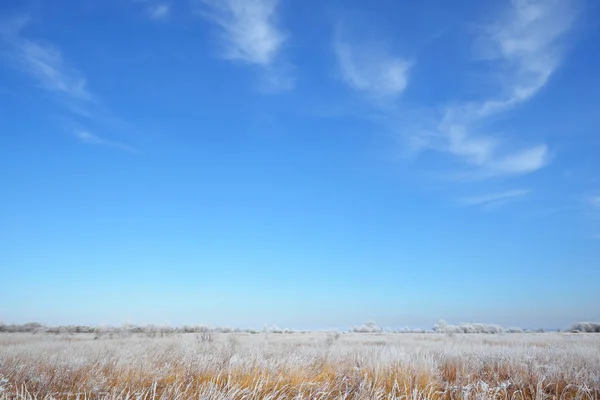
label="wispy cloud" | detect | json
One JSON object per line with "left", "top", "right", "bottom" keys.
{"left": 461, "top": 189, "right": 531, "bottom": 209}
{"left": 431, "top": 116, "right": 551, "bottom": 179}
{"left": 330, "top": 1, "right": 575, "bottom": 180}
{"left": 416, "top": 0, "right": 577, "bottom": 178}
{"left": 590, "top": 196, "right": 600, "bottom": 209}
{"left": 0, "top": 16, "right": 136, "bottom": 152}
{"left": 75, "top": 131, "right": 138, "bottom": 153}
{"left": 198, "top": 0, "right": 292, "bottom": 91}
{"left": 200, "top": 0, "right": 285, "bottom": 66}
{"left": 1, "top": 17, "right": 91, "bottom": 102}
{"left": 147, "top": 4, "right": 170, "bottom": 21}
{"left": 334, "top": 36, "right": 411, "bottom": 100}
{"left": 18, "top": 40, "right": 91, "bottom": 99}
{"left": 480, "top": 0, "right": 579, "bottom": 112}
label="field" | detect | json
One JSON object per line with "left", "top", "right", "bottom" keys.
{"left": 1, "top": 331, "right": 599, "bottom": 399}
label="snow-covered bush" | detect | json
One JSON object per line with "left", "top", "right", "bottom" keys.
{"left": 569, "top": 322, "right": 600, "bottom": 333}
{"left": 351, "top": 321, "right": 383, "bottom": 333}
{"left": 433, "top": 320, "right": 505, "bottom": 334}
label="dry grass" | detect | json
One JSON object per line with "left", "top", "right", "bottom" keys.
{"left": 1, "top": 332, "right": 599, "bottom": 399}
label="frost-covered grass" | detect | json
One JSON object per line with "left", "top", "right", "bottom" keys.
{"left": 1, "top": 332, "right": 599, "bottom": 399}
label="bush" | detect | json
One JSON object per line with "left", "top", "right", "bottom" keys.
{"left": 433, "top": 320, "right": 505, "bottom": 334}
{"left": 351, "top": 321, "right": 383, "bottom": 333}
{"left": 568, "top": 322, "right": 600, "bottom": 333}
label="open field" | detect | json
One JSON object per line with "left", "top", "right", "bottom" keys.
{"left": 1, "top": 332, "right": 599, "bottom": 399}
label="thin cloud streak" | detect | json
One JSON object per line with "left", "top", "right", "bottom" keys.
{"left": 75, "top": 131, "right": 139, "bottom": 153}
{"left": 461, "top": 189, "right": 531, "bottom": 210}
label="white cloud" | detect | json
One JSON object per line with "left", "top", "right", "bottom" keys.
{"left": 477, "top": 0, "right": 579, "bottom": 114}
{"left": 428, "top": 123, "right": 550, "bottom": 180}
{"left": 330, "top": 1, "right": 573, "bottom": 180}
{"left": 444, "top": 124, "right": 498, "bottom": 167}
{"left": 461, "top": 189, "right": 531, "bottom": 209}
{"left": 200, "top": 0, "right": 285, "bottom": 66}
{"left": 414, "top": 0, "right": 576, "bottom": 178}
{"left": 590, "top": 196, "right": 600, "bottom": 209}
{"left": 334, "top": 38, "right": 411, "bottom": 99}
{"left": 198, "top": 0, "right": 292, "bottom": 91}
{"left": 489, "top": 144, "right": 549, "bottom": 175}
{"left": 147, "top": 4, "right": 170, "bottom": 21}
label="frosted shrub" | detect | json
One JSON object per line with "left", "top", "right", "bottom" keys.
{"left": 434, "top": 319, "right": 506, "bottom": 334}
{"left": 569, "top": 322, "right": 600, "bottom": 333}
{"left": 351, "top": 321, "right": 383, "bottom": 333}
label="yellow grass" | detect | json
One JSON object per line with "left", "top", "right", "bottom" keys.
{"left": 1, "top": 332, "right": 599, "bottom": 399}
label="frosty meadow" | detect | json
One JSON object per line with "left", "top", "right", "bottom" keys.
{"left": 1, "top": 323, "right": 600, "bottom": 400}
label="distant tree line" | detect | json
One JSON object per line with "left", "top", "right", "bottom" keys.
{"left": 1, "top": 320, "right": 599, "bottom": 335}
{"left": 349, "top": 320, "right": 600, "bottom": 334}
{"left": 0, "top": 322, "right": 263, "bottom": 336}
{"left": 431, "top": 320, "right": 600, "bottom": 334}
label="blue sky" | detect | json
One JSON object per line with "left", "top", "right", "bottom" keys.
{"left": 1, "top": 0, "right": 599, "bottom": 330}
